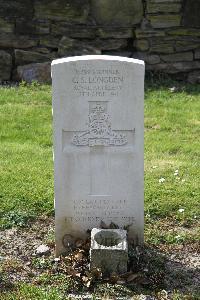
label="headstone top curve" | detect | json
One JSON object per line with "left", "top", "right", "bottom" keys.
{"left": 51, "top": 55, "right": 144, "bottom": 67}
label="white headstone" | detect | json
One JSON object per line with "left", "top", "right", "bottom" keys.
{"left": 52, "top": 55, "right": 144, "bottom": 255}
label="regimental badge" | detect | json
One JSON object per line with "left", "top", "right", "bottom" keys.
{"left": 72, "top": 104, "right": 127, "bottom": 147}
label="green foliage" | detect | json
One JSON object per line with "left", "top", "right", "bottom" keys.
{"left": 0, "top": 211, "right": 36, "bottom": 228}
{"left": 144, "top": 81, "right": 200, "bottom": 223}
{"left": 0, "top": 84, "right": 54, "bottom": 229}
{"left": 0, "top": 283, "right": 65, "bottom": 300}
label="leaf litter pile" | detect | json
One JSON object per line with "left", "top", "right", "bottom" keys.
{"left": 48, "top": 236, "right": 165, "bottom": 290}
{"left": 0, "top": 217, "right": 199, "bottom": 299}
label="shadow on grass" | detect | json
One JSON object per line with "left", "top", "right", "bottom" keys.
{"left": 82, "top": 244, "right": 199, "bottom": 298}
{"left": 0, "top": 275, "right": 15, "bottom": 294}
{"left": 145, "top": 71, "right": 200, "bottom": 96}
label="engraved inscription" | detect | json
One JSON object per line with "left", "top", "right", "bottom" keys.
{"left": 72, "top": 104, "right": 127, "bottom": 147}
{"left": 68, "top": 199, "right": 136, "bottom": 226}
{"left": 65, "top": 216, "right": 135, "bottom": 224}
{"left": 72, "top": 68, "right": 124, "bottom": 97}
{"left": 73, "top": 199, "right": 126, "bottom": 217}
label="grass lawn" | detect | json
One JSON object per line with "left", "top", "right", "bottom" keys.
{"left": 0, "top": 80, "right": 199, "bottom": 299}
{"left": 0, "top": 83, "right": 54, "bottom": 229}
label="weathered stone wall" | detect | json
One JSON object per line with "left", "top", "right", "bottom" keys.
{"left": 0, "top": 0, "right": 199, "bottom": 83}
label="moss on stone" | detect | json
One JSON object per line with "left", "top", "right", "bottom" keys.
{"left": 148, "top": 14, "right": 181, "bottom": 28}
{"left": 91, "top": 0, "right": 143, "bottom": 26}
{"left": 167, "top": 28, "right": 200, "bottom": 37}
{"left": 147, "top": 2, "right": 181, "bottom": 13}
{"left": 134, "top": 39, "right": 149, "bottom": 51}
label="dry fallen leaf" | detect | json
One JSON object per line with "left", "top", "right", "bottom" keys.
{"left": 74, "top": 252, "right": 84, "bottom": 261}
{"left": 75, "top": 239, "right": 84, "bottom": 248}
{"left": 83, "top": 240, "right": 91, "bottom": 251}
{"left": 116, "top": 280, "right": 126, "bottom": 285}
{"left": 82, "top": 275, "right": 88, "bottom": 282}
{"left": 100, "top": 220, "right": 109, "bottom": 229}
{"left": 82, "top": 276, "right": 91, "bottom": 287}
{"left": 65, "top": 266, "right": 81, "bottom": 277}
{"left": 126, "top": 273, "right": 139, "bottom": 282}
{"left": 90, "top": 267, "right": 102, "bottom": 279}
{"left": 120, "top": 271, "right": 132, "bottom": 279}
{"left": 85, "top": 281, "right": 91, "bottom": 288}
{"left": 109, "top": 222, "right": 119, "bottom": 229}
{"left": 109, "top": 272, "right": 119, "bottom": 284}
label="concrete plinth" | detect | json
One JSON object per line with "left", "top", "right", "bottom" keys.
{"left": 90, "top": 228, "right": 128, "bottom": 275}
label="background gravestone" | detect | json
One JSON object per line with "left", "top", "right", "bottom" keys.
{"left": 52, "top": 55, "right": 144, "bottom": 255}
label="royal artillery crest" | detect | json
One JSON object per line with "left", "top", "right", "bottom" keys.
{"left": 72, "top": 104, "right": 127, "bottom": 147}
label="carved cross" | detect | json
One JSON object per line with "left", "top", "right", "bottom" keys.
{"left": 62, "top": 101, "right": 135, "bottom": 196}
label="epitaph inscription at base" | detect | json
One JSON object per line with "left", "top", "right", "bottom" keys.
{"left": 52, "top": 56, "right": 144, "bottom": 255}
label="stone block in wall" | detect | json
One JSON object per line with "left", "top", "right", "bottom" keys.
{"left": 147, "top": 2, "right": 181, "bottom": 13}
{"left": 160, "top": 52, "right": 193, "bottom": 63}
{"left": 58, "top": 36, "right": 127, "bottom": 56}
{"left": 147, "top": 0, "right": 181, "bottom": 2}
{"left": 132, "top": 52, "right": 160, "bottom": 64}
{"left": 16, "top": 62, "right": 51, "bottom": 83}
{"left": 135, "top": 29, "right": 165, "bottom": 38}
{"left": 102, "top": 51, "right": 132, "bottom": 57}
{"left": 58, "top": 36, "right": 78, "bottom": 56}
{"left": 91, "top": 0, "right": 143, "bottom": 26}
{"left": 94, "top": 39, "right": 127, "bottom": 51}
{"left": 0, "top": 50, "right": 12, "bottom": 80}
{"left": 195, "top": 49, "right": 200, "bottom": 60}
{"left": 16, "top": 19, "right": 50, "bottom": 35}
{"left": 167, "top": 28, "right": 200, "bottom": 37}
{"left": 0, "top": 18, "right": 14, "bottom": 33}
{"left": 58, "top": 36, "right": 101, "bottom": 57}
{"left": 0, "top": 0, "right": 33, "bottom": 18}
{"left": 150, "top": 39, "right": 174, "bottom": 54}
{"left": 145, "top": 55, "right": 160, "bottom": 65}
{"left": 134, "top": 40, "right": 149, "bottom": 51}
{"left": 0, "top": 34, "right": 38, "bottom": 48}
{"left": 15, "top": 49, "right": 55, "bottom": 66}
{"left": 147, "top": 15, "right": 181, "bottom": 28}
{"left": 40, "top": 36, "right": 60, "bottom": 49}
{"left": 175, "top": 38, "right": 200, "bottom": 52}
{"left": 33, "top": 47, "right": 51, "bottom": 54}
{"left": 35, "top": 22, "right": 51, "bottom": 35}
{"left": 96, "top": 28, "right": 133, "bottom": 39}
{"left": 52, "top": 24, "right": 96, "bottom": 39}
{"left": 34, "top": 0, "right": 89, "bottom": 23}
{"left": 187, "top": 71, "right": 200, "bottom": 84}
{"left": 146, "top": 61, "right": 200, "bottom": 74}
{"left": 183, "top": 0, "right": 200, "bottom": 28}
